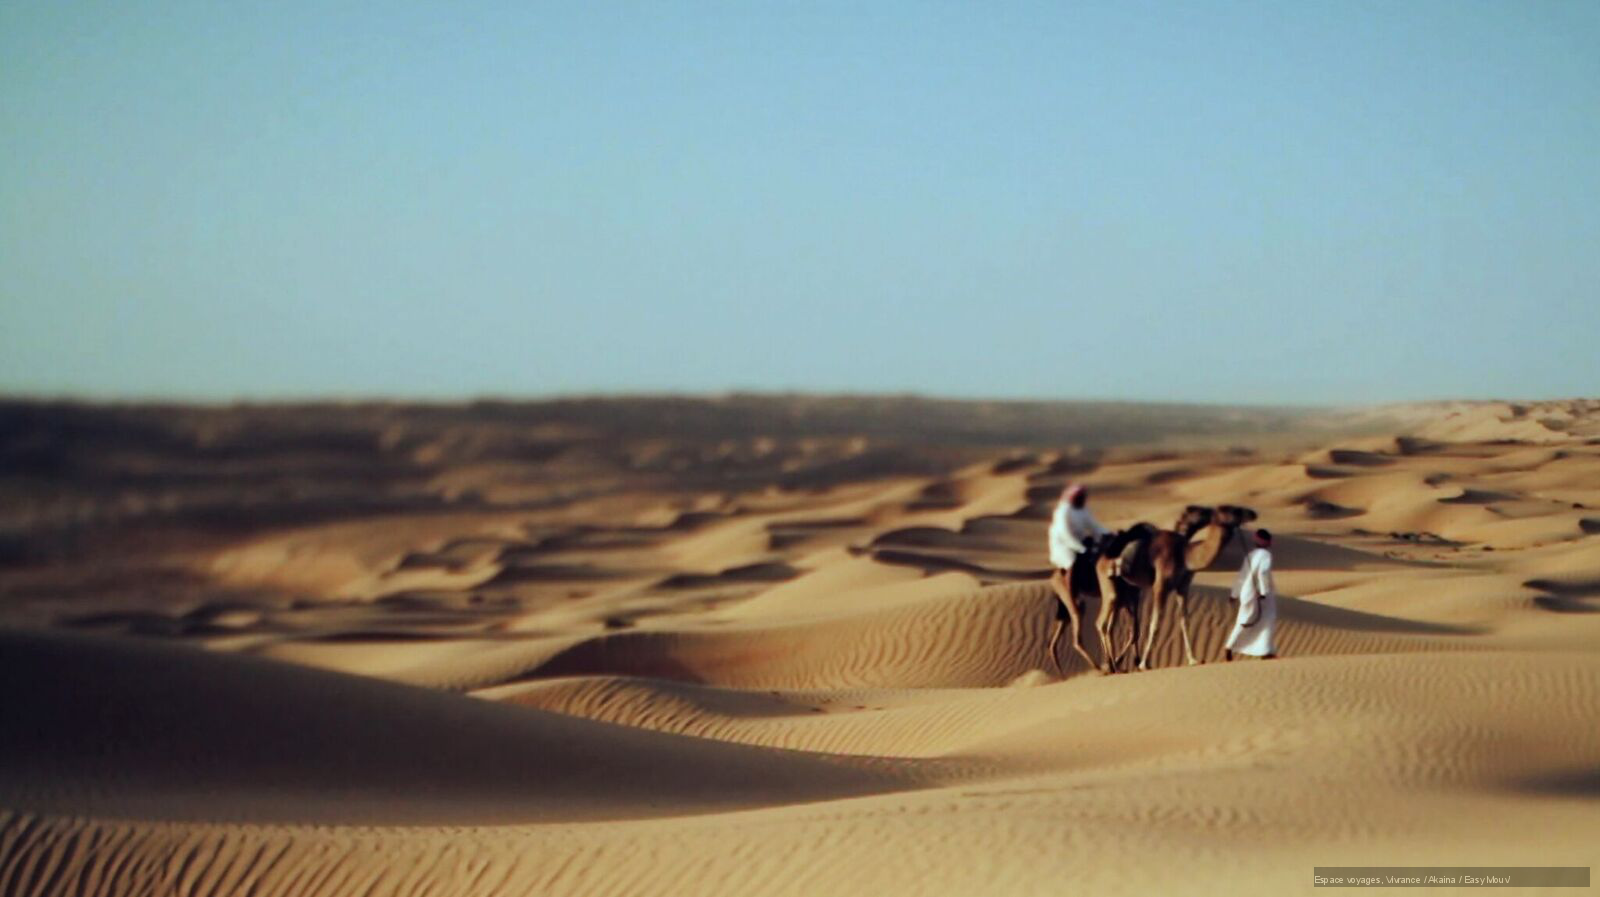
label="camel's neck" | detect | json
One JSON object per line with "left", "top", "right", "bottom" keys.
{"left": 1183, "top": 522, "right": 1234, "bottom": 571}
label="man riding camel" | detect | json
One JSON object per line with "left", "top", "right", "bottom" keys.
{"left": 1045, "top": 484, "right": 1114, "bottom": 671}
{"left": 1049, "top": 484, "right": 1109, "bottom": 573}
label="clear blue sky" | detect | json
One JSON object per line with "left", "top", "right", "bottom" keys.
{"left": 3, "top": 1, "right": 1597, "bottom": 404}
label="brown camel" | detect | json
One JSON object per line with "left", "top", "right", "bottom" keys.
{"left": 1093, "top": 505, "right": 1213, "bottom": 672}
{"left": 1126, "top": 503, "right": 1259, "bottom": 670}
{"left": 1045, "top": 506, "right": 1211, "bottom": 675}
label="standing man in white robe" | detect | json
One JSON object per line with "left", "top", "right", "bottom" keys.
{"left": 1225, "top": 528, "right": 1278, "bottom": 660}
{"left": 1045, "top": 484, "right": 1112, "bottom": 671}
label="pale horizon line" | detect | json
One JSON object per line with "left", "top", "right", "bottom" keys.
{"left": 2, "top": 387, "right": 1589, "bottom": 412}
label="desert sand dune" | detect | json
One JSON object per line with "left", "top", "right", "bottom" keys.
{"left": 0, "top": 629, "right": 904, "bottom": 826}
{"left": 2, "top": 397, "right": 1598, "bottom": 895}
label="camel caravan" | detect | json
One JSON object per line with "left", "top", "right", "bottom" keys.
{"left": 1045, "top": 484, "right": 1277, "bottom": 675}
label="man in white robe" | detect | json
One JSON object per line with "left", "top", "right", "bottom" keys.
{"left": 1045, "top": 484, "right": 1113, "bottom": 671}
{"left": 1048, "top": 484, "right": 1109, "bottom": 572}
{"left": 1225, "top": 528, "right": 1278, "bottom": 660}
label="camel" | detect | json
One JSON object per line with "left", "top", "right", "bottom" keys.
{"left": 1046, "top": 503, "right": 1257, "bottom": 675}
{"left": 1045, "top": 505, "right": 1210, "bottom": 675}
{"left": 1113, "top": 504, "right": 1259, "bottom": 671}
{"left": 1093, "top": 505, "right": 1214, "bottom": 672}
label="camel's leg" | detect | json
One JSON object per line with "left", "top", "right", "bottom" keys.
{"left": 1092, "top": 562, "right": 1120, "bottom": 673}
{"left": 1045, "top": 570, "right": 1068, "bottom": 672}
{"left": 1117, "top": 584, "right": 1143, "bottom": 672}
{"left": 1109, "top": 583, "right": 1139, "bottom": 672}
{"left": 1048, "top": 569, "right": 1098, "bottom": 673}
{"left": 1105, "top": 585, "right": 1129, "bottom": 672}
{"left": 1174, "top": 586, "right": 1200, "bottom": 666}
{"left": 1045, "top": 618, "right": 1066, "bottom": 674}
{"left": 1139, "top": 571, "right": 1167, "bottom": 671}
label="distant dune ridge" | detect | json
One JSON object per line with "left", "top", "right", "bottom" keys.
{"left": 2, "top": 396, "right": 1598, "bottom": 896}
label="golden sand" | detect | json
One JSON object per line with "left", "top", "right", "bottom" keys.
{"left": 2, "top": 398, "right": 1596, "bottom": 895}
